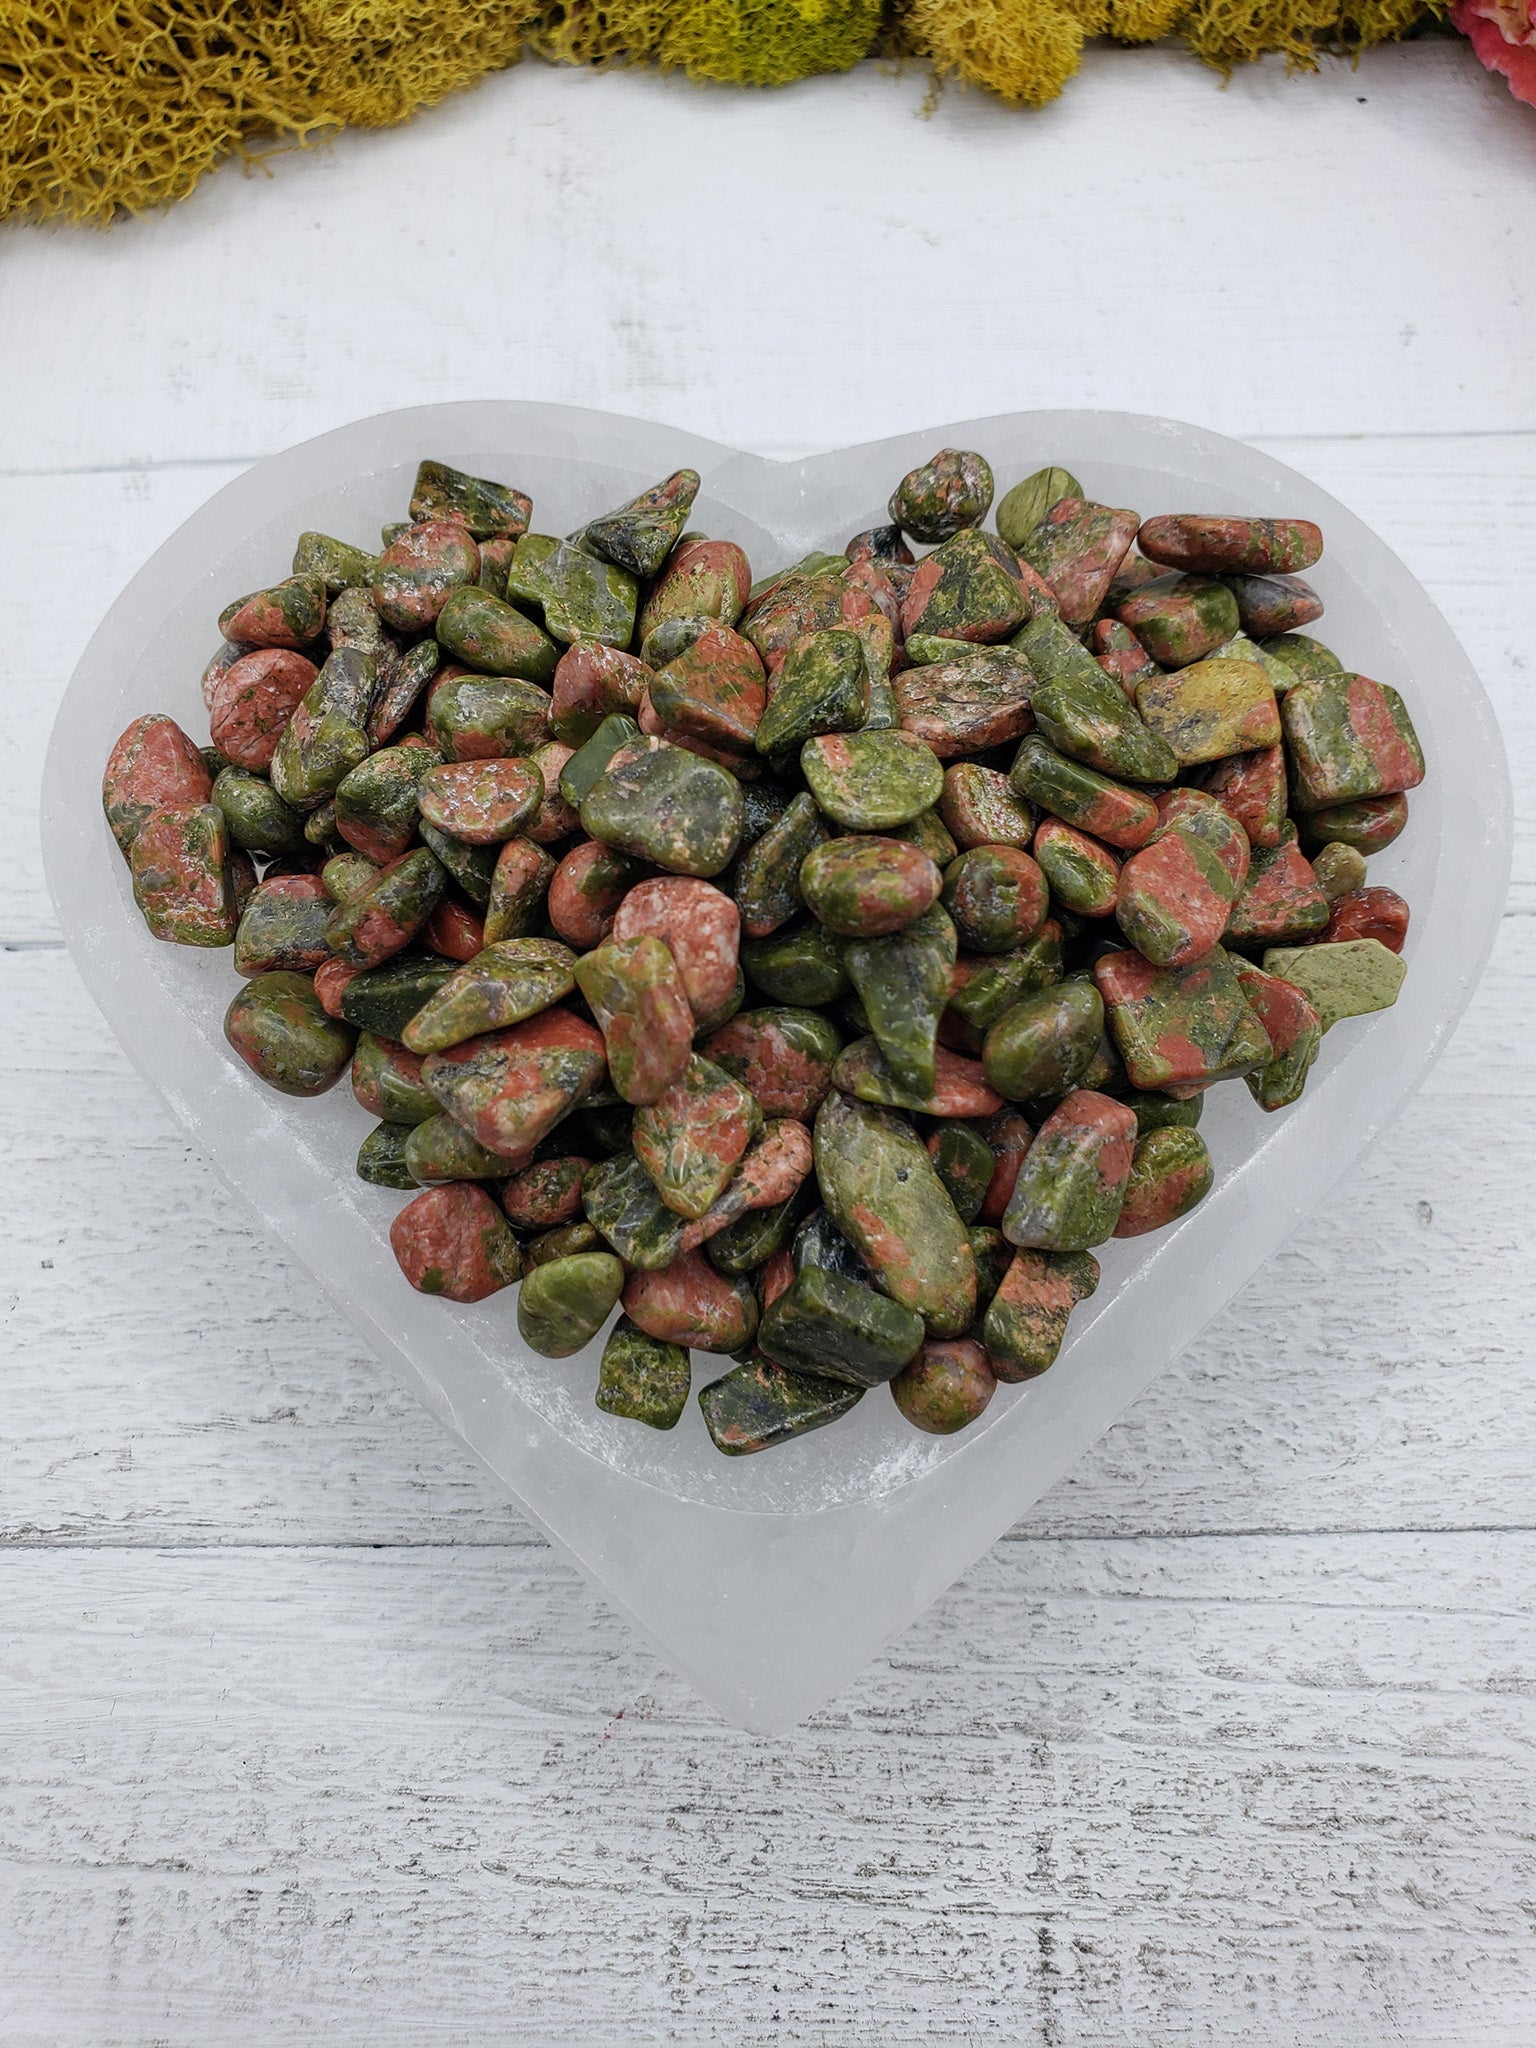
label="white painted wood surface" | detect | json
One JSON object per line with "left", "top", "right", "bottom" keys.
{"left": 2, "top": 38, "right": 1534, "bottom": 2045}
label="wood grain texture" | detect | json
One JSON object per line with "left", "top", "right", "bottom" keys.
{"left": 4, "top": 40, "right": 1535, "bottom": 2044}
{"left": 2, "top": 1538, "right": 1533, "bottom": 2046}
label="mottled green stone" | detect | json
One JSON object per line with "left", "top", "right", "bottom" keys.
{"left": 402, "top": 938, "right": 577, "bottom": 1053}
{"left": 890, "top": 1339, "right": 997, "bottom": 1434}
{"left": 224, "top": 971, "right": 354, "bottom": 1097}
{"left": 333, "top": 742, "right": 436, "bottom": 864}
{"left": 322, "top": 851, "right": 378, "bottom": 903}
{"left": 339, "top": 954, "right": 457, "bottom": 1040}
{"left": 732, "top": 791, "right": 828, "bottom": 939}
{"left": 903, "top": 633, "right": 976, "bottom": 668}
{"left": 233, "top": 876, "right": 331, "bottom": 976}
{"left": 1015, "top": 497, "right": 1140, "bottom": 628}
{"left": 1124, "top": 1090, "right": 1203, "bottom": 1136}
{"left": 947, "top": 927, "right": 1065, "bottom": 1033}
{"left": 813, "top": 1091, "right": 977, "bottom": 1338}
{"left": 574, "top": 935, "right": 693, "bottom": 1107}
{"left": 582, "top": 1153, "right": 687, "bottom": 1269}
{"left": 325, "top": 847, "right": 446, "bottom": 968}
{"left": 1033, "top": 820, "right": 1119, "bottom": 918}
{"left": 1261, "top": 938, "right": 1407, "bottom": 1031}
{"left": 526, "top": 1222, "right": 603, "bottom": 1268}
{"left": 426, "top": 670, "right": 553, "bottom": 761}
{"left": 1295, "top": 795, "right": 1409, "bottom": 858}
{"left": 705, "top": 1180, "right": 815, "bottom": 1276}
{"left": 887, "top": 807, "right": 959, "bottom": 868}
{"left": 409, "top": 459, "right": 531, "bottom": 540}
{"left": 995, "top": 466, "right": 1082, "bottom": 552}
{"left": 1311, "top": 841, "right": 1370, "bottom": 901}
{"left": 938, "top": 762, "right": 1036, "bottom": 851}
{"left": 558, "top": 713, "right": 644, "bottom": 810}
{"left": 434, "top": 586, "right": 560, "bottom": 682}
{"left": 1117, "top": 572, "right": 1240, "bottom": 668}
{"left": 928, "top": 1122, "right": 996, "bottom": 1224}
{"left": 1281, "top": 674, "right": 1426, "bottom": 812}
{"left": 1135, "top": 658, "right": 1280, "bottom": 766}
{"left": 1029, "top": 660, "right": 1179, "bottom": 786}
{"left": 842, "top": 902, "right": 957, "bottom": 1099}
{"left": 983, "top": 980, "right": 1103, "bottom": 1103}
{"left": 129, "top": 802, "right": 236, "bottom": 946}
{"left": 754, "top": 628, "right": 867, "bottom": 759}
{"left": 741, "top": 923, "right": 850, "bottom": 1006}
{"left": 1009, "top": 735, "right": 1159, "bottom": 851}
{"left": 583, "top": 469, "right": 700, "bottom": 580}
{"left": 404, "top": 1113, "right": 522, "bottom": 1184}
{"left": 416, "top": 822, "right": 496, "bottom": 908}
{"left": 596, "top": 1316, "right": 692, "bottom": 1429}
{"left": 631, "top": 1055, "right": 762, "bottom": 1221}
{"left": 269, "top": 663, "right": 372, "bottom": 812}
{"left": 357, "top": 1121, "right": 417, "bottom": 1189}
{"left": 1095, "top": 946, "right": 1273, "bottom": 1093}
{"left": 799, "top": 836, "right": 942, "bottom": 939}
{"left": 698, "top": 1356, "right": 863, "bottom": 1456}
{"left": 793, "top": 1206, "right": 872, "bottom": 1284}
{"left": 292, "top": 531, "right": 378, "bottom": 594}
{"left": 212, "top": 767, "right": 307, "bottom": 855}
{"left": 1113, "top": 1125, "right": 1214, "bottom": 1237}
{"left": 516, "top": 1251, "right": 625, "bottom": 1358}
{"left": 902, "top": 528, "right": 1033, "bottom": 643}
{"left": 800, "top": 729, "right": 943, "bottom": 831}
{"left": 1001, "top": 1092, "right": 1137, "bottom": 1252}
{"left": 757, "top": 1263, "right": 925, "bottom": 1388}
{"left": 581, "top": 740, "right": 743, "bottom": 878}
{"left": 352, "top": 1031, "right": 439, "bottom": 1124}
{"left": 1262, "top": 632, "right": 1344, "bottom": 684}
{"left": 982, "top": 1248, "right": 1100, "bottom": 1381}
{"left": 889, "top": 448, "right": 994, "bottom": 543}
{"left": 506, "top": 534, "right": 638, "bottom": 648}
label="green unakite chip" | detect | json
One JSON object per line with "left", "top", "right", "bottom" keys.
{"left": 596, "top": 1316, "right": 692, "bottom": 1429}
{"left": 1261, "top": 938, "right": 1407, "bottom": 1031}
{"left": 697, "top": 1356, "right": 863, "bottom": 1456}
{"left": 516, "top": 1251, "right": 626, "bottom": 1358}
{"left": 757, "top": 1264, "right": 925, "bottom": 1388}
{"left": 800, "top": 729, "right": 943, "bottom": 830}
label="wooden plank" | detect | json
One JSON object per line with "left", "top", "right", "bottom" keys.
{"left": 4, "top": 914, "right": 1532, "bottom": 1550}
{"left": 1, "top": 1535, "right": 1532, "bottom": 2044}
{"left": 1, "top": 44, "right": 1532, "bottom": 480}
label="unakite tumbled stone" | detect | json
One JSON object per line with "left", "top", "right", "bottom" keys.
{"left": 1113, "top": 1126, "right": 1214, "bottom": 1237}
{"left": 596, "top": 1316, "right": 691, "bottom": 1429}
{"left": 1205, "top": 743, "right": 1289, "bottom": 850}
{"left": 130, "top": 802, "right": 236, "bottom": 946}
{"left": 1093, "top": 618, "right": 1161, "bottom": 696}
{"left": 703, "top": 1007, "right": 842, "bottom": 1122}
{"left": 1029, "top": 661, "right": 1179, "bottom": 788}
{"left": 507, "top": 533, "right": 638, "bottom": 648}
{"left": 800, "top": 728, "right": 943, "bottom": 831}
{"left": 1225, "top": 837, "right": 1330, "bottom": 947}
{"left": 501, "top": 1156, "right": 589, "bottom": 1231}
{"left": 356, "top": 1120, "right": 416, "bottom": 1189}
{"left": 938, "top": 764, "right": 1033, "bottom": 855}
{"left": 926, "top": 1122, "right": 997, "bottom": 1224}
{"left": 516, "top": 1251, "right": 625, "bottom": 1358}
{"left": 1281, "top": 673, "right": 1426, "bottom": 812}
{"left": 435, "top": 585, "right": 561, "bottom": 681}
{"left": 1117, "top": 572, "right": 1240, "bottom": 668}
{"left": 525, "top": 1222, "right": 604, "bottom": 1267}
{"left": 1016, "top": 497, "right": 1140, "bottom": 628}
{"left": 417, "top": 758, "right": 542, "bottom": 846}
{"left": 212, "top": 766, "right": 307, "bottom": 856}
{"left": 649, "top": 625, "right": 766, "bottom": 753}
{"left": 103, "top": 713, "right": 214, "bottom": 857}
{"left": 942, "top": 845, "right": 1048, "bottom": 955}
{"left": 483, "top": 838, "right": 556, "bottom": 944}
{"left": 1095, "top": 945, "right": 1273, "bottom": 1092}
{"left": 705, "top": 1180, "right": 815, "bottom": 1276}
{"left": 1261, "top": 937, "right": 1407, "bottom": 1031}
{"left": 843, "top": 901, "right": 957, "bottom": 1099}
{"left": 889, "top": 448, "right": 994, "bottom": 543}
{"left": 995, "top": 466, "right": 1082, "bottom": 551}
{"left": 558, "top": 713, "right": 644, "bottom": 813}
{"left": 409, "top": 459, "right": 531, "bottom": 540}
{"left": 1115, "top": 791, "right": 1251, "bottom": 969}
{"left": 233, "top": 874, "right": 332, "bottom": 975}
{"left": 622, "top": 1249, "right": 758, "bottom": 1353}
{"left": 401, "top": 938, "right": 577, "bottom": 1053}
{"left": 426, "top": 669, "right": 553, "bottom": 761}
{"left": 757, "top": 1263, "right": 925, "bottom": 1388}
{"left": 947, "top": 926, "right": 1065, "bottom": 1033}
{"left": 423, "top": 1006, "right": 607, "bottom": 1162}
{"left": 352, "top": 1031, "right": 439, "bottom": 1124}
{"left": 813, "top": 1091, "right": 977, "bottom": 1337}
{"left": 631, "top": 1055, "right": 762, "bottom": 1220}
{"left": 983, "top": 979, "right": 1103, "bottom": 1103}
{"left": 583, "top": 1152, "right": 687, "bottom": 1269}
{"left": 900, "top": 528, "right": 1035, "bottom": 644}
{"left": 373, "top": 523, "right": 479, "bottom": 632}
{"left": 741, "top": 923, "right": 850, "bottom": 1006}
{"left": 1138, "top": 515, "right": 1323, "bottom": 577}
{"left": 574, "top": 935, "right": 694, "bottom": 1107}
{"left": 893, "top": 645, "right": 1036, "bottom": 760}
{"left": 799, "top": 835, "right": 941, "bottom": 939}
{"left": 583, "top": 469, "right": 700, "bottom": 579}
{"left": 416, "top": 821, "right": 495, "bottom": 908}
{"left": 224, "top": 970, "right": 354, "bottom": 1096}
{"left": 404, "top": 1113, "right": 522, "bottom": 1184}
{"left": 1235, "top": 963, "right": 1324, "bottom": 1110}
{"left": 982, "top": 1248, "right": 1099, "bottom": 1381}
{"left": 793, "top": 1207, "right": 873, "bottom": 1285}
{"left": 332, "top": 742, "right": 436, "bottom": 865}
{"left": 1311, "top": 841, "right": 1370, "bottom": 901}
{"left": 1228, "top": 571, "right": 1323, "bottom": 639}
{"left": 270, "top": 663, "right": 373, "bottom": 812}
{"left": 339, "top": 953, "right": 456, "bottom": 1040}
{"left": 1135, "top": 658, "right": 1280, "bottom": 767}
{"left": 1295, "top": 794, "right": 1409, "bottom": 858}
{"left": 1124, "top": 1089, "right": 1203, "bottom": 1137}
{"left": 754, "top": 628, "right": 867, "bottom": 760}
{"left": 390, "top": 1183, "right": 522, "bottom": 1301}
{"left": 1033, "top": 818, "right": 1119, "bottom": 918}
{"left": 733, "top": 792, "right": 828, "bottom": 940}
{"left": 640, "top": 538, "right": 752, "bottom": 640}
{"left": 220, "top": 573, "right": 327, "bottom": 649}
{"left": 292, "top": 530, "right": 378, "bottom": 594}
{"left": 325, "top": 846, "right": 446, "bottom": 969}
{"left": 831, "top": 1037, "right": 1000, "bottom": 1118}
{"left": 368, "top": 641, "right": 439, "bottom": 748}
{"left": 888, "top": 807, "right": 959, "bottom": 868}
{"left": 1002, "top": 1090, "right": 1137, "bottom": 1252}
{"left": 890, "top": 1339, "right": 997, "bottom": 1434}
{"left": 1009, "top": 735, "right": 1158, "bottom": 851}
{"left": 550, "top": 643, "right": 650, "bottom": 745}
{"left": 1262, "top": 632, "right": 1344, "bottom": 684}
{"left": 581, "top": 739, "right": 743, "bottom": 878}
{"left": 698, "top": 1355, "right": 863, "bottom": 1455}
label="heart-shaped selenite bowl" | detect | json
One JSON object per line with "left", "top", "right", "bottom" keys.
{"left": 43, "top": 404, "right": 1512, "bottom": 1731}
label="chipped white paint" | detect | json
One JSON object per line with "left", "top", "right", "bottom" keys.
{"left": 2, "top": 39, "right": 1534, "bottom": 2045}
